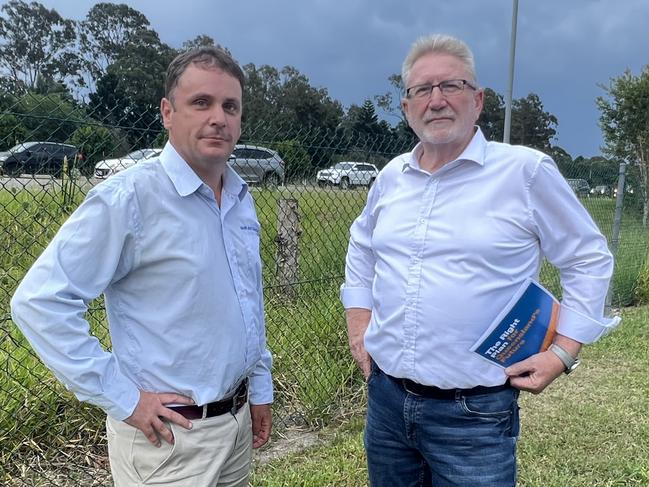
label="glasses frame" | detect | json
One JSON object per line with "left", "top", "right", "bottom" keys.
{"left": 405, "top": 79, "right": 477, "bottom": 99}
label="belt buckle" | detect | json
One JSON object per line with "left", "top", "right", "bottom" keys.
{"left": 201, "top": 404, "right": 208, "bottom": 419}
{"left": 230, "top": 394, "right": 239, "bottom": 415}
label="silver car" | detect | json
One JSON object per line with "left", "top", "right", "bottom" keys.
{"left": 228, "top": 144, "right": 285, "bottom": 186}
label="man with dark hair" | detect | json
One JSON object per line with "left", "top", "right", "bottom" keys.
{"left": 341, "top": 33, "right": 620, "bottom": 486}
{"left": 11, "top": 46, "right": 272, "bottom": 486}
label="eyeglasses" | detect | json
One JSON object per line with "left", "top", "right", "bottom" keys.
{"left": 405, "top": 79, "right": 477, "bottom": 99}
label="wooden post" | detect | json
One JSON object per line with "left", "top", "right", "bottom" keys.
{"left": 276, "top": 198, "right": 300, "bottom": 299}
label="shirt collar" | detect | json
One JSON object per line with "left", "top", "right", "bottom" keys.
{"left": 159, "top": 142, "right": 248, "bottom": 201}
{"left": 402, "top": 126, "right": 488, "bottom": 172}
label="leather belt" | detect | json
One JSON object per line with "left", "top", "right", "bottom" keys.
{"left": 383, "top": 370, "right": 511, "bottom": 399}
{"left": 169, "top": 379, "right": 248, "bottom": 420}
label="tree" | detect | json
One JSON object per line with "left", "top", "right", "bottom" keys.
{"left": 273, "top": 139, "right": 311, "bottom": 181}
{"left": 0, "top": 113, "right": 28, "bottom": 150}
{"left": 88, "top": 30, "right": 175, "bottom": 147}
{"left": 477, "top": 88, "right": 505, "bottom": 141}
{"left": 181, "top": 34, "right": 231, "bottom": 54}
{"left": 241, "top": 63, "right": 343, "bottom": 171}
{"left": 16, "top": 92, "right": 86, "bottom": 142}
{"left": 77, "top": 2, "right": 151, "bottom": 89}
{"left": 67, "top": 124, "right": 122, "bottom": 176}
{"left": 510, "top": 93, "right": 557, "bottom": 151}
{"left": 597, "top": 66, "right": 649, "bottom": 225}
{"left": 550, "top": 146, "right": 574, "bottom": 177}
{"left": 0, "top": 0, "right": 77, "bottom": 91}
{"left": 375, "top": 73, "right": 405, "bottom": 124}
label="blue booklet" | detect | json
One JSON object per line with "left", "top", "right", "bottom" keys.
{"left": 470, "top": 278, "right": 560, "bottom": 368}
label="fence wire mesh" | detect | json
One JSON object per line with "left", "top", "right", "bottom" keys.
{"left": 1, "top": 92, "right": 648, "bottom": 485}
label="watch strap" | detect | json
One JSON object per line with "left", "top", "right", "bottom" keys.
{"left": 548, "top": 343, "right": 580, "bottom": 374}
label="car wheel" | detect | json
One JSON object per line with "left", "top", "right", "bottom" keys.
{"left": 262, "top": 172, "right": 281, "bottom": 188}
{"left": 339, "top": 177, "right": 350, "bottom": 190}
{"left": 4, "top": 164, "right": 21, "bottom": 177}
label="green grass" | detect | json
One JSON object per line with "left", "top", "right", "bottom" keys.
{"left": 251, "top": 306, "right": 649, "bottom": 486}
{"left": 1, "top": 185, "right": 648, "bottom": 483}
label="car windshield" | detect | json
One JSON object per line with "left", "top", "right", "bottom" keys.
{"left": 8, "top": 142, "right": 38, "bottom": 152}
{"left": 333, "top": 163, "right": 354, "bottom": 170}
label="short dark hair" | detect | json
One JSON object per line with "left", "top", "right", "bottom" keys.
{"left": 165, "top": 46, "right": 245, "bottom": 100}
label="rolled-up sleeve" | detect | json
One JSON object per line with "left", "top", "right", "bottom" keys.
{"left": 341, "top": 180, "right": 381, "bottom": 310}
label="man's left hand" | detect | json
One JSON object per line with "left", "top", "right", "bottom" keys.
{"left": 504, "top": 350, "right": 566, "bottom": 394}
{"left": 250, "top": 403, "right": 272, "bottom": 449}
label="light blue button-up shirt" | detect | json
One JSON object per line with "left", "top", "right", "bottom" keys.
{"left": 341, "top": 129, "right": 620, "bottom": 389}
{"left": 11, "top": 143, "right": 273, "bottom": 420}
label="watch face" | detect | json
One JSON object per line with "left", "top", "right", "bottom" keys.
{"left": 565, "top": 358, "right": 581, "bottom": 374}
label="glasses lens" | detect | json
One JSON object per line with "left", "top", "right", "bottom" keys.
{"left": 440, "top": 80, "right": 464, "bottom": 95}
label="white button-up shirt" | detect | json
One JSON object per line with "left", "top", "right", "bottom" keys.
{"left": 11, "top": 143, "right": 273, "bottom": 420}
{"left": 341, "top": 129, "right": 620, "bottom": 389}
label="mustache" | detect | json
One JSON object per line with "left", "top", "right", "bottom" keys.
{"left": 423, "top": 110, "right": 455, "bottom": 123}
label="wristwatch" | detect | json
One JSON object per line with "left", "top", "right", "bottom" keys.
{"left": 548, "top": 343, "right": 581, "bottom": 374}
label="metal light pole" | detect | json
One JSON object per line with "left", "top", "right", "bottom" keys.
{"left": 503, "top": 0, "right": 519, "bottom": 144}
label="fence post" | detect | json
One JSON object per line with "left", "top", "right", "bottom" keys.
{"left": 605, "top": 160, "right": 628, "bottom": 312}
{"left": 276, "top": 198, "right": 300, "bottom": 299}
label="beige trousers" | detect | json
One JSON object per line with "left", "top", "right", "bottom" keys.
{"left": 107, "top": 403, "right": 252, "bottom": 486}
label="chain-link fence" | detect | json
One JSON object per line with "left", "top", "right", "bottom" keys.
{"left": 1, "top": 92, "right": 648, "bottom": 485}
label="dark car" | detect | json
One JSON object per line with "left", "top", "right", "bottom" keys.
{"left": 0, "top": 142, "right": 80, "bottom": 177}
{"left": 228, "top": 144, "right": 285, "bottom": 186}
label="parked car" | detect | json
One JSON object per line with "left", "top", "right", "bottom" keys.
{"left": 316, "top": 162, "right": 379, "bottom": 189}
{"left": 590, "top": 185, "right": 612, "bottom": 197}
{"left": 0, "top": 142, "right": 80, "bottom": 177}
{"left": 228, "top": 144, "right": 285, "bottom": 186}
{"left": 94, "top": 148, "right": 162, "bottom": 179}
{"left": 566, "top": 178, "right": 590, "bottom": 196}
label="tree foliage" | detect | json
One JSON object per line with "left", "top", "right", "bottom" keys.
{"left": 0, "top": 113, "right": 28, "bottom": 150}
{"left": 242, "top": 63, "right": 344, "bottom": 142}
{"left": 88, "top": 30, "right": 175, "bottom": 146}
{"left": 77, "top": 2, "right": 152, "bottom": 89}
{"left": 0, "top": 0, "right": 77, "bottom": 91}
{"left": 597, "top": 65, "right": 649, "bottom": 224}
{"left": 67, "top": 124, "right": 122, "bottom": 176}
{"left": 16, "top": 92, "right": 86, "bottom": 142}
{"left": 375, "top": 73, "right": 405, "bottom": 124}
{"left": 477, "top": 88, "right": 505, "bottom": 142}
{"left": 510, "top": 93, "right": 557, "bottom": 151}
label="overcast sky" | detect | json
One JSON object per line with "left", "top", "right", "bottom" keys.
{"left": 14, "top": 0, "right": 649, "bottom": 158}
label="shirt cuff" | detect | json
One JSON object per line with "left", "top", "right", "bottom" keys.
{"left": 249, "top": 371, "right": 273, "bottom": 405}
{"left": 340, "top": 284, "right": 373, "bottom": 309}
{"left": 556, "top": 304, "right": 621, "bottom": 344}
{"left": 100, "top": 380, "right": 141, "bottom": 421}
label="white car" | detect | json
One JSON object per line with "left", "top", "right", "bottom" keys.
{"left": 316, "top": 162, "right": 378, "bottom": 189}
{"left": 94, "top": 148, "right": 161, "bottom": 178}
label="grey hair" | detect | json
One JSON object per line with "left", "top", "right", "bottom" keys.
{"left": 401, "top": 34, "right": 477, "bottom": 89}
{"left": 165, "top": 46, "right": 245, "bottom": 101}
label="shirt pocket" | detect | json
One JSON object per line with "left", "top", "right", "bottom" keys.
{"left": 234, "top": 220, "right": 262, "bottom": 283}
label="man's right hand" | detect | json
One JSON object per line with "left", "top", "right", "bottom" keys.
{"left": 124, "top": 391, "right": 195, "bottom": 447}
{"left": 345, "top": 308, "right": 372, "bottom": 379}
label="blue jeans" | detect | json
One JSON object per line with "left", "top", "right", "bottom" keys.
{"left": 365, "top": 365, "right": 520, "bottom": 487}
